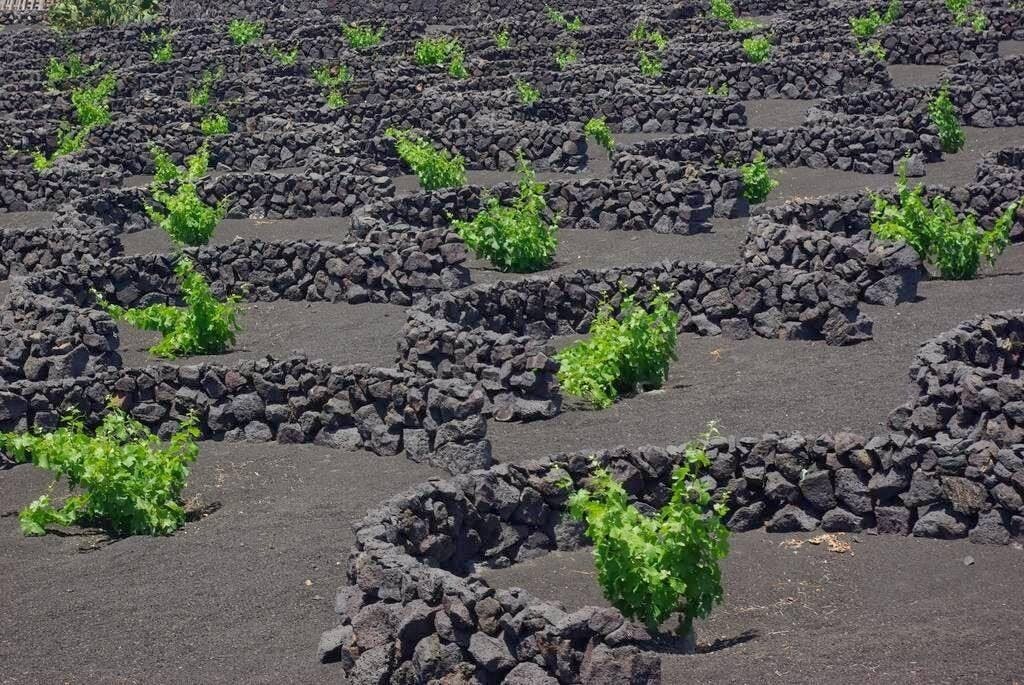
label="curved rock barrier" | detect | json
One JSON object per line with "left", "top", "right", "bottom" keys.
{"left": 319, "top": 309, "right": 1024, "bottom": 682}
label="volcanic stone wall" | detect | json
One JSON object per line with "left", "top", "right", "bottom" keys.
{"left": 398, "top": 261, "right": 875, "bottom": 421}
{"left": 321, "top": 306, "right": 1024, "bottom": 682}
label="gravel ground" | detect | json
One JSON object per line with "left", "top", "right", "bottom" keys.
{"left": 0, "top": 441, "right": 441, "bottom": 684}
{"left": 480, "top": 531, "right": 1024, "bottom": 684}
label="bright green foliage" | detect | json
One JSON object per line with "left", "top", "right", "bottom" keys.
{"left": 312, "top": 63, "right": 351, "bottom": 89}
{"left": 342, "top": 23, "right": 385, "bottom": 50}
{"left": 144, "top": 28, "right": 173, "bottom": 63}
{"left": 3, "top": 403, "right": 199, "bottom": 537}
{"left": 326, "top": 91, "right": 347, "bottom": 108}
{"left": 495, "top": 28, "right": 510, "bottom": 49}
{"left": 32, "top": 124, "right": 90, "bottom": 170}
{"left": 849, "top": 10, "right": 884, "bottom": 38}
{"left": 45, "top": 54, "right": 99, "bottom": 89}
{"left": 709, "top": 0, "right": 760, "bottom": 31}
{"left": 629, "top": 20, "right": 667, "bottom": 51}
{"left": 929, "top": 83, "right": 964, "bottom": 153}
{"left": 97, "top": 257, "right": 240, "bottom": 358}
{"left": 706, "top": 82, "right": 729, "bottom": 96}
{"left": 188, "top": 67, "right": 223, "bottom": 108}
{"left": 266, "top": 43, "right": 299, "bottom": 66}
{"left": 48, "top": 0, "right": 157, "bottom": 32}
{"left": 742, "top": 35, "right": 773, "bottom": 62}
{"left": 385, "top": 128, "right": 466, "bottom": 190}
{"left": 857, "top": 39, "right": 887, "bottom": 61}
{"left": 584, "top": 116, "right": 614, "bottom": 154}
{"left": 567, "top": 423, "right": 730, "bottom": 636}
{"left": 870, "top": 168, "right": 1019, "bottom": 280}
{"left": 447, "top": 47, "right": 468, "bottom": 78}
{"left": 146, "top": 145, "right": 226, "bottom": 246}
{"left": 881, "top": 0, "right": 903, "bottom": 23}
{"left": 151, "top": 39, "right": 173, "bottom": 62}
{"left": 637, "top": 50, "right": 663, "bottom": 77}
{"left": 71, "top": 73, "right": 116, "bottom": 128}
{"left": 554, "top": 46, "right": 578, "bottom": 70}
{"left": 227, "top": 18, "right": 264, "bottom": 46}
{"left": 451, "top": 153, "right": 558, "bottom": 273}
{"left": 150, "top": 142, "right": 210, "bottom": 185}
{"left": 545, "top": 6, "right": 582, "bottom": 32}
{"left": 556, "top": 290, "right": 678, "bottom": 408}
{"left": 740, "top": 151, "right": 777, "bottom": 204}
{"left": 146, "top": 183, "right": 226, "bottom": 246}
{"left": 199, "top": 112, "right": 229, "bottom": 135}
{"left": 413, "top": 36, "right": 462, "bottom": 66}
{"left": 514, "top": 79, "right": 540, "bottom": 105}
{"left": 946, "top": 0, "right": 986, "bottom": 28}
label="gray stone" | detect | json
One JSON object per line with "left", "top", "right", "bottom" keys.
{"left": 505, "top": 662, "right": 558, "bottom": 685}
{"left": 766, "top": 505, "right": 819, "bottom": 532}
{"left": 800, "top": 470, "right": 837, "bottom": 511}
{"left": 821, "top": 507, "right": 867, "bottom": 532}
{"left": 468, "top": 632, "right": 514, "bottom": 673}
{"left": 969, "top": 510, "right": 1010, "bottom": 545}
{"left": 913, "top": 507, "right": 968, "bottom": 539}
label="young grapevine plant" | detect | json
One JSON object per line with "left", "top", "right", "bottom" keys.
{"left": 146, "top": 143, "right": 226, "bottom": 246}
{"left": 740, "top": 151, "right": 778, "bottom": 203}
{"left": 929, "top": 83, "right": 965, "bottom": 153}
{"left": 44, "top": 53, "right": 99, "bottom": 89}
{"left": 584, "top": 116, "right": 614, "bottom": 155}
{"left": 870, "top": 166, "right": 1019, "bottom": 280}
{"left": 566, "top": 423, "right": 730, "bottom": 638}
{"left": 227, "top": 18, "right": 264, "bottom": 46}
{"left": 96, "top": 256, "right": 241, "bottom": 358}
{"left": 556, "top": 289, "right": 678, "bottom": 408}
{"left": 515, "top": 79, "right": 540, "bottom": 105}
{"left": 451, "top": 152, "right": 558, "bottom": 273}
{"left": 342, "top": 23, "right": 385, "bottom": 50}
{"left": 2, "top": 403, "right": 200, "bottom": 537}
{"left": 386, "top": 127, "right": 466, "bottom": 190}
{"left": 742, "top": 35, "right": 773, "bottom": 62}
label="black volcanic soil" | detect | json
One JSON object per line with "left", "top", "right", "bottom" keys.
{"left": 0, "top": 442, "right": 440, "bottom": 684}
{"left": 479, "top": 532, "right": 1024, "bottom": 684}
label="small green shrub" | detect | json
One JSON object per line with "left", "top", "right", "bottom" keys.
{"left": 709, "top": 0, "right": 760, "bottom": 31}
{"left": 629, "top": 20, "right": 667, "bottom": 51}
{"left": 554, "top": 46, "right": 578, "bottom": 70}
{"left": 188, "top": 67, "right": 223, "bottom": 108}
{"left": 313, "top": 64, "right": 352, "bottom": 107}
{"left": 266, "top": 43, "right": 299, "bottom": 66}
{"left": 199, "top": 112, "right": 229, "bottom": 135}
{"left": 857, "top": 39, "right": 887, "bottom": 61}
{"left": 706, "top": 82, "right": 729, "bottom": 96}
{"left": 946, "top": 0, "right": 986, "bottom": 28}
{"left": 1, "top": 403, "right": 199, "bottom": 537}
{"left": 514, "top": 79, "right": 540, "bottom": 105}
{"left": 545, "top": 5, "right": 582, "bottom": 32}
{"left": 227, "top": 18, "right": 264, "bottom": 46}
{"left": 413, "top": 36, "right": 461, "bottom": 66}
{"left": 144, "top": 28, "right": 174, "bottom": 63}
{"left": 97, "top": 257, "right": 241, "bottom": 358}
{"left": 740, "top": 151, "right": 778, "bottom": 204}
{"left": 584, "top": 116, "right": 614, "bottom": 154}
{"left": 312, "top": 63, "right": 351, "bottom": 89}
{"left": 32, "top": 124, "right": 90, "bottom": 170}
{"left": 48, "top": 0, "right": 157, "bottom": 32}
{"left": 146, "top": 145, "right": 226, "bottom": 247}
{"left": 44, "top": 54, "right": 99, "bottom": 89}
{"left": 870, "top": 167, "right": 1019, "bottom": 280}
{"left": 556, "top": 289, "right": 678, "bottom": 408}
{"left": 742, "top": 35, "right": 773, "bottom": 62}
{"left": 637, "top": 49, "right": 663, "bottom": 77}
{"left": 152, "top": 38, "right": 173, "bottom": 62}
{"left": 447, "top": 47, "right": 468, "bottom": 78}
{"left": 566, "top": 423, "right": 730, "bottom": 637}
{"left": 386, "top": 128, "right": 466, "bottom": 190}
{"left": 71, "top": 73, "right": 116, "bottom": 128}
{"left": 494, "top": 28, "right": 510, "bottom": 49}
{"left": 929, "top": 83, "right": 964, "bottom": 153}
{"left": 342, "top": 22, "right": 385, "bottom": 50}
{"left": 451, "top": 153, "right": 558, "bottom": 273}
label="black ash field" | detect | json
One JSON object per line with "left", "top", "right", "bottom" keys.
{"left": 1, "top": 0, "right": 1024, "bottom": 683}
